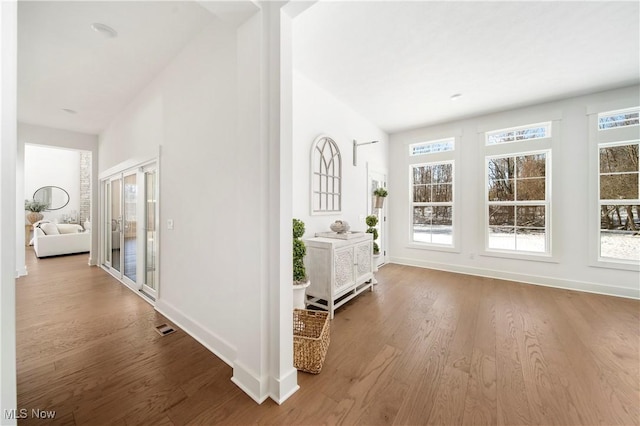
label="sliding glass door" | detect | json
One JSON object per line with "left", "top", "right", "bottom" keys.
{"left": 101, "top": 163, "right": 158, "bottom": 300}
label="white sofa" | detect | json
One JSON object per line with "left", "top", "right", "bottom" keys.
{"left": 33, "top": 222, "right": 91, "bottom": 258}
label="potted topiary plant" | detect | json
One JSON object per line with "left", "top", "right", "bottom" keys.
{"left": 293, "top": 218, "right": 310, "bottom": 309}
{"left": 25, "top": 199, "right": 49, "bottom": 224}
{"left": 373, "top": 187, "right": 388, "bottom": 208}
{"left": 365, "top": 214, "right": 380, "bottom": 256}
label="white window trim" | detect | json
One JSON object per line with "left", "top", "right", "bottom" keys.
{"left": 409, "top": 137, "right": 455, "bottom": 156}
{"left": 484, "top": 149, "right": 552, "bottom": 258}
{"left": 588, "top": 106, "right": 640, "bottom": 271}
{"left": 598, "top": 107, "right": 640, "bottom": 131}
{"left": 405, "top": 134, "right": 460, "bottom": 252}
{"left": 485, "top": 121, "right": 552, "bottom": 146}
{"left": 409, "top": 160, "right": 455, "bottom": 249}
{"left": 596, "top": 139, "right": 640, "bottom": 266}
{"left": 480, "top": 115, "right": 558, "bottom": 262}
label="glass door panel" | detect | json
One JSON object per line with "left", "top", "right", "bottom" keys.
{"left": 123, "top": 173, "right": 137, "bottom": 283}
{"left": 104, "top": 181, "right": 112, "bottom": 267}
{"left": 143, "top": 169, "right": 157, "bottom": 297}
{"left": 111, "top": 178, "right": 122, "bottom": 273}
{"left": 368, "top": 170, "right": 387, "bottom": 268}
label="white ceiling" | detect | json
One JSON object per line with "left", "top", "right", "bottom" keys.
{"left": 18, "top": 1, "right": 216, "bottom": 135}
{"left": 293, "top": 1, "right": 640, "bottom": 134}
{"left": 17, "top": 1, "right": 640, "bottom": 137}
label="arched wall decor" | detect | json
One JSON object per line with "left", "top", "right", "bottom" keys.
{"left": 311, "top": 135, "right": 342, "bottom": 214}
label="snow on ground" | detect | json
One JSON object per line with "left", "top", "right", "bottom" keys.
{"left": 414, "top": 227, "right": 640, "bottom": 261}
{"left": 601, "top": 233, "right": 640, "bottom": 261}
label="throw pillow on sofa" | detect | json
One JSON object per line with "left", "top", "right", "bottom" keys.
{"left": 57, "top": 224, "right": 83, "bottom": 234}
{"left": 40, "top": 223, "right": 60, "bottom": 235}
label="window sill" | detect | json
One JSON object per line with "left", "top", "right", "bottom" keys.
{"left": 406, "top": 242, "right": 459, "bottom": 253}
{"left": 481, "top": 249, "right": 558, "bottom": 263}
{"left": 590, "top": 259, "right": 640, "bottom": 272}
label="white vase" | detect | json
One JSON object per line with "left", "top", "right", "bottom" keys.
{"left": 293, "top": 280, "right": 310, "bottom": 309}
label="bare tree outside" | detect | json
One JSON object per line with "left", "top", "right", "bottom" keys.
{"left": 412, "top": 162, "right": 453, "bottom": 244}
{"left": 487, "top": 153, "right": 547, "bottom": 252}
{"left": 599, "top": 143, "right": 640, "bottom": 261}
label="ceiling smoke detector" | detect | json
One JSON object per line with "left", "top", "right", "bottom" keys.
{"left": 90, "top": 23, "right": 118, "bottom": 38}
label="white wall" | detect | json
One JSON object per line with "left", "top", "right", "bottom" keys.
{"left": 24, "top": 145, "right": 80, "bottom": 223}
{"left": 389, "top": 85, "right": 640, "bottom": 299}
{"left": 100, "top": 15, "right": 238, "bottom": 361}
{"left": 98, "top": 9, "right": 298, "bottom": 404}
{"left": 292, "top": 71, "right": 389, "bottom": 237}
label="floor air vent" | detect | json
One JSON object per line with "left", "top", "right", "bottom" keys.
{"left": 155, "top": 324, "right": 176, "bottom": 336}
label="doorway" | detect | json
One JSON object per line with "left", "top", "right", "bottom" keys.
{"left": 368, "top": 168, "right": 387, "bottom": 268}
{"left": 101, "top": 162, "right": 158, "bottom": 300}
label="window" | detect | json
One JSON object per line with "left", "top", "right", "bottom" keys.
{"left": 598, "top": 107, "right": 640, "bottom": 130}
{"left": 311, "top": 136, "right": 342, "bottom": 214}
{"left": 486, "top": 151, "right": 549, "bottom": 253}
{"left": 410, "top": 138, "right": 454, "bottom": 156}
{"left": 598, "top": 142, "right": 640, "bottom": 262}
{"left": 486, "top": 122, "right": 551, "bottom": 145}
{"left": 411, "top": 162, "right": 453, "bottom": 245}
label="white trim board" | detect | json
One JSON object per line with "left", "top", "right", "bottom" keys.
{"left": 154, "top": 299, "right": 237, "bottom": 367}
{"left": 231, "top": 361, "right": 268, "bottom": 404}
{"left": 389, "top": 257, "right": 640, "bottom": 300}
{"left": 155, "top": 300, "right": 277, "bottom": 405}
{"left": 269, "top": 368, "right": 300, "bottom": 405}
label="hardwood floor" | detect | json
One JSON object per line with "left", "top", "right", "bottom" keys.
{"left": 16, "top": 250, "right": 639, "bottom": 425}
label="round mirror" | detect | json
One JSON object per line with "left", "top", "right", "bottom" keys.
{"left": 33, "top": 186, "right": 70, "bottom": 211}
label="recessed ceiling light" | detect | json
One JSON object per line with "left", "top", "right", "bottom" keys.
{"left": 91, "top": 23, "right": 118, "bottom": 38}
{"left": 450, "top": 93, "right": 463, "bottom": 101}
{"left": 62, "top": 108, "right": 77, "bottom": 114}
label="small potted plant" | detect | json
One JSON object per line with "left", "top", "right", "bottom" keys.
{"left": 293, "top": 218, "right": 310, "bottom": 309}
{"left": 25, "top": 199, "right": 49, "bottom": 224}
{"left": 365, "top": 214, "right": 380, "bottom": 256}
{"left": 373, "top": 187, "right": 388, "bottom": 209}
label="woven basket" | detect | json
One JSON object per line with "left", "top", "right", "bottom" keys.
{"left": 293, "top": 309, "right": 330, "bottom": 374}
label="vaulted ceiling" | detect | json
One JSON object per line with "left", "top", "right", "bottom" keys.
{"left": 293, "top": 1, "right": 640, "bottom": 133}
{"left": 17, "top": 1, "right": 640, "bottom": 136}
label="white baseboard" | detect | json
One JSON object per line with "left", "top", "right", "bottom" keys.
{"left": 389, "top": 256, "right": 640, "bottom": 299}
{"left": 269, "top": 367, "right": 299, "bottom": 405}
{"left": 231, "top": 361, "right": 268, "bottom": 404}
{"left": 155, "top": 299, "right": 300, "bottom": 405}
{"left": 230, "top": 363, "right": 299, "bottom": 405}
{"left": 154, "top": 299, "right": 237, "bottom": 367}
{"left": 15, "top": 266, "right": 27, "bottom": 278}
{"left": 111, "top": 280, "right": 299, "bottom": 406}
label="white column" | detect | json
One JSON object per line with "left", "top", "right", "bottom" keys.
{"left": 231, "top": 0, "right": 314, "bottom": 404}
{"left": 267, "top": 1, "right": 297, "bottom": 403}
{"left": 0, "top": 0, "right": 18, "bottom": 423}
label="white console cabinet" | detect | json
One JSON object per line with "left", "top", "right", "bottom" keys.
{"left": 304, "top": 233, "right": 375, "bottom": 318}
